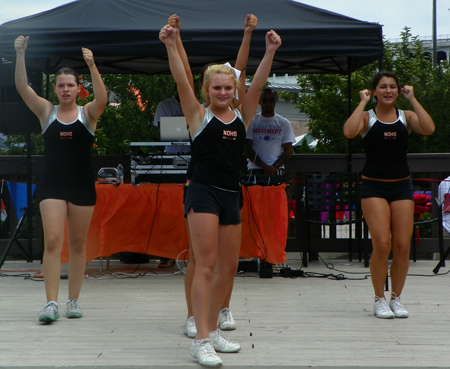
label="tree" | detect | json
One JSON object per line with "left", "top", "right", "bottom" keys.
{"left": 296, "top": 138, "right": 311, "bottom": 153}
{"left": 280, "top": 28, "right": 450, "bottom": 154}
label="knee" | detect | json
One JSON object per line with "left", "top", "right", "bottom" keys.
{"left": 392, "top": 241, "right": 411, "bottom": 258}
{"left": 372, "top": 239, "right": 392, "bottom": 258}
{"left": 68, "top": 239, "right": 86, "bottom": 256}
{"left": 44, "top": 233, "right": 63, "bottom": 254}
{"left": 196, "top": 261, "right": 216, "bottom": 280}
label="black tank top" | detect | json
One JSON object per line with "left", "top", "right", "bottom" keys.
{"left": 42, "top": 106, "right": 95, "bottom": 185}
{"left": 362, "top": 109, "right": 410, "bottom": 179}
{"left": 190, "top": 108, "right": 246, "bottom": 191}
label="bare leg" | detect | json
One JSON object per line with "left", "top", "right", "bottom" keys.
{"left": 208, "top": 223, "right": 241, "bottom": 332}
{"left": 389, "top": 200, "right": 414, "bottom": 298}
{"left": 66, "top": 203, "right": 94, "bottom": 300}
{"left": 187, "top": 210, "right": 219, "bottom": 340}
{"left": 40, "top": 199, "right": 69, "bottom": 303}
{"left": 220, "top": 208, "right": 243, "bottom": 310}
{"left": 222, "top": 282, "right": 233, "bottom": 309}
{"left": 362, "top": 197, "right": 392, "bottom": 299}
{"left": 184, "top": 218, "right": 195, "bottom": 318}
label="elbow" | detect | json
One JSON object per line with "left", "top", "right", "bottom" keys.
{"left": 100, "top": 97, "right": 109, "bottom": 109}
{"left": 426, "top": 128, "right": 435, "bottom": 136}
{"left": 420, "top": 124, "right": 435, "bottom": 136}
{"left": 343, "top": 128, "right": 356, "bottom": 139}
{"left": 15, "top": 84, "right": 27, "bottom": 95}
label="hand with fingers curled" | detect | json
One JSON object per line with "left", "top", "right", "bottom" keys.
{"left": 245, "top": 14, "right": 258, "bottom": 32}
{"left": 266, "top": 30, "right": 282, "bottom": 51}
{"left": 167, "top": 14, "right": 180, "bottom": 30}
{"left": 401, "top": 85, "right": 415, "bottom": 101}
{"left": 359, "top": 89, "right": 371, "bottom": 103}
{"left": 14, "top": 35, "right": 29, "bottom": 53}
{"left": 82, "top": 47, "right": 95, "bottom": 67}
{"left": 159, "top": 25, "right": 177, "bottom": 45}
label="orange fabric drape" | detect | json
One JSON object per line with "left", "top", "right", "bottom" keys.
{"left": 61, "top": 183, "right": 287, "bottom": 264}
{"left": 240, "top": 184, "right": 288, "bottom": 264}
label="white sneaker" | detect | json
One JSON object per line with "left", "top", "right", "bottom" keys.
{"left": 183, "top": 316, "right": 197, "bottom": 338}
{"left": 190, "top": 339, "right": 223, "bottom": 367}
{"left": 38, "top": 301, "right": 60, "bottom": 322}
{"left": 373, "top": 297, "right": 395, "bottom": 319}
{"left": 217, "top": 307, "right": 236, "bottom": 330}
{"left": 209, "top": 329, "right": 241, "bottom": 353}
{"left": 66, "top": 299, "right": 83, "bottom": 318}
{"left": 389, "top": 295, "right": 409, "bottom": 318}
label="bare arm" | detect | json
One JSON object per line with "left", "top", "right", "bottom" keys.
{"left": 168, "top": 14, "right": 195, "bottom": 92}
{"left": 275, "top": 142, "right": 293, "bottom": 167}
{"left": 343, "top": 89, "right": 370, "bottom": 138}
{"left": 159, "top": 25, "right": 203, "bottom": 134}
{"left": 402, "top": 86, "right": 435, "bottom": 136}
{"left": 240, "top": 30, "right": 281, "bottom": 127}
{"left": 82, "top": 48, "right": 108, "bottom": 130}
{"left": 14, "top": 36, "right": 53, "bottom": 128}
{"left": 233, "top": 14, "right": 258, "bottom": 106}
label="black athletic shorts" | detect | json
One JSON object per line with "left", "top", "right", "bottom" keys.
{"left": 184, "top": 182, "right": 241, "bottom": 225}
{"left": 361, "top": 178, "right": 414, "bottom": 203}
{"left": 38, "top": 179, "right": 96, "bottom": 206}
{"left": 184, "top": 181, "right": 243, "bottom": 210}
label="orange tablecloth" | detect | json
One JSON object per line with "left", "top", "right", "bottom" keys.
{"left": 61, "top": 183, "right": 287, "bottom": 264}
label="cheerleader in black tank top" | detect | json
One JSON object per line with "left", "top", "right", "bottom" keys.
{"left": 175, "top": 14, "right": 257, "bottom": 340}
{"left": 344, "top": 71, "right": 434, "bottom": 320}
{"left": 14, "top": 35, "right": 107, "bottom": 323}
{"left": 40, "top": 105, "right": 96, "bottom": 206}
{"left": 161, "top": 24, "right": 281, "bottom": 367}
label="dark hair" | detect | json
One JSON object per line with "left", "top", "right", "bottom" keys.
{"left": 260, "top": 88, "right": 278, "bottom": 100}
{"left": 370, "top": 71, "right": 401, "bottom": 91}
{"left": 54, "top": 67, "right": 80, "bottom": 84}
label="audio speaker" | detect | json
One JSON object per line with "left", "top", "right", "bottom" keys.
{"left": 0, "top": 61, "right": 43, "bottom": 134}
{"left": 0, "top": 61, "right": 43, "bottom": 103}
{"left": 0, "top": 102, "right": 41, "bottom": 134}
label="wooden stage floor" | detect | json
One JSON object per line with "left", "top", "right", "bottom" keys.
{"left": 0, "top": 253, "right": 449, "bottom": 368}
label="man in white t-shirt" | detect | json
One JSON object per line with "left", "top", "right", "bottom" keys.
{"left": 245, "top": 88, "right": 295, "bottom": 175}
{"left": 153, "top": 93, "right": 190, "bottom": 154}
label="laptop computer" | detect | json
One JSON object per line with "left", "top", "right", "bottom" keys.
{"left": 159, "top": 116, "right": 189, "bottom": 142}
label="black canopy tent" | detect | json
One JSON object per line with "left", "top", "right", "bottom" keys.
{"left": 0, "top": 0, "right": 383, "bottom": 76}
{"left": 0, "top": 0, "right": 383, "bottom": 264}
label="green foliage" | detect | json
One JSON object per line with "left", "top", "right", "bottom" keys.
{"left": 0, "top": 133, "right": 44, "bottom": 155}
{"left": 88, "top": 73, "right": 174, "bottom": 155}
{"left": 297, "top": 138, "right": 311, "bottom": 153}
{"left": 280, "top": 27, "right": 450, "bottom": 154}
{"left": 313, "top": 140, "right": 327, "bottom": 154}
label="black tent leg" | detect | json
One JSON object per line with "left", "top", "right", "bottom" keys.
{"left": 0, "top": 207, "right": 30, "bottom": 269}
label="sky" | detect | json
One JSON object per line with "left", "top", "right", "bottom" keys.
{"left": 0, "top": 0, "right": 449, "bottom": 41}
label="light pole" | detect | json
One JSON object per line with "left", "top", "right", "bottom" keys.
{"left": 433, "top": 0, "right": 437, "bottom": 66}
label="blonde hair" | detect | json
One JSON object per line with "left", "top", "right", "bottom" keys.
{"left": 201, "top": 64, "right": 240, "bottom": 107}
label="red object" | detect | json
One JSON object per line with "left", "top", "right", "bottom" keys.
{"left": 78, "top": 77, "right": 89, "bottom": 100}
{"left": 413, "top": 193, "right": 431, "bottom": 220}
{"left": 413, "top": 193, "right": 432, "bottom": 245}
{"left": 128, "top": 86, "right": 146, "bottom": 111}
